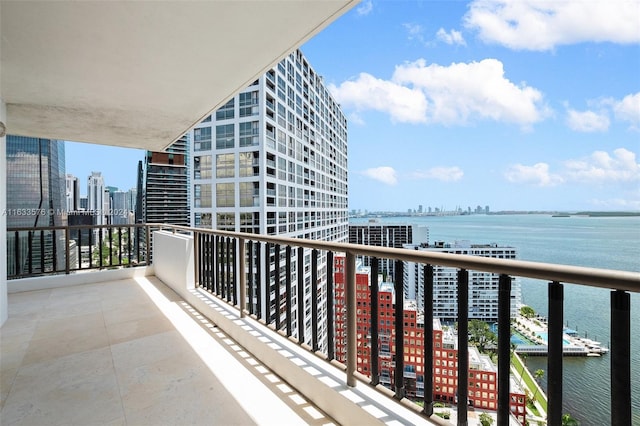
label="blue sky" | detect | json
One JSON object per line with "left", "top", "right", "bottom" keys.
{"left": 67, "top": 0, "right": 640, "bottom": 212}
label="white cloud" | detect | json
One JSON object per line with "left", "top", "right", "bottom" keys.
{"left": 403, "top": 23, "right": 425, "bottom": 41}
{"left": 330, "top": 59, "right": 549, "bottom": 127}
{"left": 361, "top": 166, "right": 398, "bottom": 185}
{"left": 505, "top": 148, "right": 640, "bottom": 188}
{"left": 356, "top": 0, "right": 373, "bottom": 16}
{"left": 564, "top": 148, "right": 640, "bottom": 184}
{"left": 436, "top": 28, "right": 467, "bottom": 46}
{"left": 588, "top": 197, "right": 640, "bottom": 210}
{"left": 566, "top": 109, "right": 610, "bottom": 132}
{"left": 411, "top": 166, "right": 464, "bottom": 182}
{"left": 504, "top": 163, "right": 563, "bottom": 186}
{"left": 464, "top": 0, "right": 640, "bottom": 51}
{"left": 393, "top": 58, "right": 549, "bottom": 127}
{"left": 328, "top": 73, "right": 428, "bottom": 124}
{"left": 611, "top": 92, "right": 640, "bottom": 130}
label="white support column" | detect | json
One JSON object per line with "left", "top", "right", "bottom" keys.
{"left": 1, "top": 97, "right": 8, "bottom": 326}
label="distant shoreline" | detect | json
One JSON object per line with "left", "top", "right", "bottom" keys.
{"left": 350, "top": 211, "right": 640, "bottom": 218}
{"left": 349, "top": 210, "right": 640, "bottom": 218}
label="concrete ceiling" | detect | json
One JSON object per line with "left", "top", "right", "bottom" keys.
{"left": 0, "top": 1, "right": 357, "bottom": 151}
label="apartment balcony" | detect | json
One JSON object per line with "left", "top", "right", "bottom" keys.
{"left": 2, "top": 224, "right": 639, "bottom": 426}
{"left": 1, "top": 225, "right": 439, "bottom": 426}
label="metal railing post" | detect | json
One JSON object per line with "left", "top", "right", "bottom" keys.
{"left": 345, "top": 251, "right": 357, "bottom": 387}
{"left": 326, "top": 251, "right": 335, "bottom": 361}
{"left": 497, "top": 274, "right": 512, "bottom": 426}
{"left": 548, "top": 281, "right": 563, "bottom": 426}
{"left": 65, "top": 226, "right": 70, "bottom": 274}
{"left": 394, "top": 260, "right": 405, "bottom": 399}
{"left": 457, "top": 269, "right": 469, "bottom": 426}
{"left": 370, "top": 257, "right": 380, "bottom": 386}
{"left": 194, "top": 231, "right": 200, "bottom": 287}
{"left": 275, "top": 244, "right": 281, "bottom": 329}
{"left": 611, "top": 290, "right": 631, "bottom": 426}
{"left": 423, "top": 264, "right": 434, "bottom": 416}
{"left": 239, "top": 238, "right": 246, "bottom": 318}
{"left": 297, "top": 247, "right": 305, "bottom": 344}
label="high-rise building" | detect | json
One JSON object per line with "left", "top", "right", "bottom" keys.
{"left": 190, "top": 49, "right": 348, "bottom": 350}
{"left": 5, "top": 136, "right": 67, "bottom": 275}
{"left": 144, "top": 135, "right": 189, "bottom": 225}
{"left": 87, "top": 171, "right": 106, "bottom": 225}
{"left": 349, "top": 222, "right": 428, "bottom": 279}
{"left": 135, "top": 161, "right": 144, "bottom": 224}
{"left": 65, "top": 174, "right": 80, "bottom": 212}
{"left": 111, "top": 190, "right": 128, "bottom": 225}
{"left": 403, "top": 241, "right": 522, "bottom": 322}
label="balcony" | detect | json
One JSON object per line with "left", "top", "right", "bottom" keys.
{"left": 2, "top": 224, "right": 639, "bottom": 426}
{"left": 1, "top": 225, "right": 438, "bottom": 426}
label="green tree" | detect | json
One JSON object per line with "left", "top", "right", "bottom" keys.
{"left": 479, "top": 412, "right": 494, "bottom": 426}
{"left": 562, "top": 413, "right": 579, "bottom": 426}
{"left": 520, "top": 305, "right": 535, "bottom": 318}
{"left": 468, "top": 320, "right": 497, "bottom": 353}
{"left": 92, "top": 241, "right": 118, "bottom": 266}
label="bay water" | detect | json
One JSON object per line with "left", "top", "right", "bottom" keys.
{"left": 350, "top": 214, "right": 640, "bottom": 425}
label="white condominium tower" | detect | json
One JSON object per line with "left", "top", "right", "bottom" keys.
{"left": 403, "top": 241, "right": 522, "bottom": 322}
{"left": 87, "top": 171, "right": 106, "bottom": 226}
{"left": 190, "top": 49, "right": 348, "bottom": 351}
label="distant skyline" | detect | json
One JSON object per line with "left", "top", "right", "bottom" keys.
{"left": 65, "top": 142, "right": 144, "bottom": 197}
{"left": 65, "top": 1, "right": 640, "bottom": 211}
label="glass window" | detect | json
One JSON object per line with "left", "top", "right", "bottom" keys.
{"left": 239, "top": 91, "right": 259, "bottom": 117}
{"left": 216, "top": 213, "right": 235, "bottom": 230}
{"left": 216, "top": 99, "right": 234, "bottom": 120}
{"left": 194, "top": 127, "right": 211, "bottom": 151}
{"left": 194, "top": 213, "right": 212, "bottom": 227}
{"left": 194, "top": 184, "right": 211, "bottom": 208}
{"left": 216, "top": 183, "right": 234, "bottom": 207}
{"left": 239, "top": 152, "right": 259, "bottom": 177}
{"left": 239, "top": 121, "right": 259, "bottom": 147}
{"left": 216, "top": 124, "right": 235, "bottom": 149}
{"left": 193, "top": 155, "right": 212, "bottom": 179}
{"left": 216, "top": 154, "right": 235, "bottom": 178}
{"left": 239, "top": 182, "right": 259, "bottom": 207}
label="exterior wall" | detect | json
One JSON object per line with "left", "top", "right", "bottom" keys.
{"left": 190, "top": 49, "right": 348, "bottom": 351}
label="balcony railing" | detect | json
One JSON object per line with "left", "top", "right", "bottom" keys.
{"left": 164, "top": 224, "right": 638, "bottom": 426}
{"left": 7, "top": 223, "right": 639, "bottom": 425}
{"left": 7, "top": 224, "right": 153, "bottom": 279}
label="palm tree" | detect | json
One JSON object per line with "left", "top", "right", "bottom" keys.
{"left": 532, "top": 369, "right": 544, "bottom": 401}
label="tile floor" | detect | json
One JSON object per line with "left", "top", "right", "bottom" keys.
{"left": 1, "top": 276, "right": 334, "bottom": 426}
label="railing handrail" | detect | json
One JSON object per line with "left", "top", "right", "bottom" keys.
{"left": 8, "top": 223, "right": 148, "bottom": 232}
{"left": 148, "top": 223, "right": 640, "bottom": 293}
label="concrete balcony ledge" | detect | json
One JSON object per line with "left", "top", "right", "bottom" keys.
{"left": 7, "top": 265, "right": 153, "bottom": 294}
{"left": 152, "top": 229, "right": 441, "bottom": 425}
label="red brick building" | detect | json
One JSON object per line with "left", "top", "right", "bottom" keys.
{"left": 334, "top": 255, "right": 526, "bottom": 425}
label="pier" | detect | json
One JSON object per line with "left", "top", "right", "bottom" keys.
{"left": 511, "top": 314, "right": 609, "bottom": 357}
